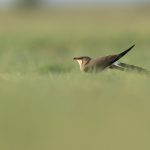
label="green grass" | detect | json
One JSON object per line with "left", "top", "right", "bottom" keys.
{"left": 0, "top": 6, "right": 150, "bottom": 150}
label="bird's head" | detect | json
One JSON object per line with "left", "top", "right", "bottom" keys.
{"left": 73, "top": 56, "right": 91, "bottom": 69}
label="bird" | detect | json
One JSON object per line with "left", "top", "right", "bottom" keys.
{"left": 73, "top": 45, "right": 150, "bottom": 75}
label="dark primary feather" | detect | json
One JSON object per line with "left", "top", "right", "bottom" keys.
{"left": 108, "top": 44, "right": 135, "bottom": 66}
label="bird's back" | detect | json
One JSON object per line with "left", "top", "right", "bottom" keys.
{"left": 84, "top": 55, "right": 118, "bottom": 72}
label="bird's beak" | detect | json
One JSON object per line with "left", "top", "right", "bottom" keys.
{"left": 73, "top": 57, "right": 78, "bottom": 60}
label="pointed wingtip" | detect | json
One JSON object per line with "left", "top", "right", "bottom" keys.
{"left": 127, "top": 44, "right": 135, "bottom": 52}
{"left": 131, "top": 44, "right": 135, "bottom": 48}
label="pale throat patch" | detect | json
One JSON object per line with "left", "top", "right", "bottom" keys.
{"left": 76, "top": 60, "right": 83, "bottom": 70}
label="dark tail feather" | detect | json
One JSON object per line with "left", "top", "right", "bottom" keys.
{"left": 119, "top": 62, "right": 150, "bottom": 75}
{"left": 110, "top": 45, "right": 135, "bottom": 65}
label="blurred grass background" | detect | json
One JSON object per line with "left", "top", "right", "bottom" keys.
{"left": 0, "top": 5, "right": 150, "bottom": 150}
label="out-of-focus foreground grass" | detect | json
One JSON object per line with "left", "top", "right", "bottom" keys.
{"left": 0, "top": 6, "right": 150, "bottom": 150}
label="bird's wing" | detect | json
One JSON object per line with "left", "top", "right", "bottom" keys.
{"left": 108, "top": 44, "right": 135, "bottom": 66}
{"left": 92, "top": 55, "right": 119, "bottom": 69}
{"left": 92, "top": 44, "right": 135, "bottom": 69}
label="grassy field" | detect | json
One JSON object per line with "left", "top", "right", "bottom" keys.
{"left": 0, "top": 6, "right": 150, "bottom": 150}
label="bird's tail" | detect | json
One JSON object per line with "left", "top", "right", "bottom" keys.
{"left": 111, "top": 62, "right": 150, "bottom": 76}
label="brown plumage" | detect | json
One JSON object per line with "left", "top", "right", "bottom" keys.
{"left": 73, "top": 45, "right": 150, "bottom": 75}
